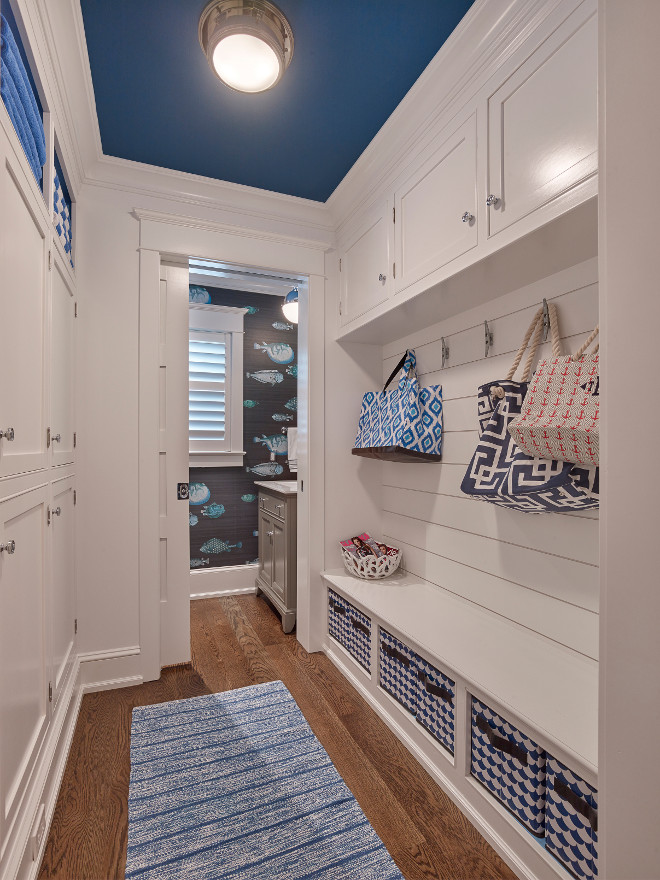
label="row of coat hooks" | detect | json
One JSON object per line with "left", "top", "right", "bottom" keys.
{"left": 440, "top": 298, "right": 551, "bottom": 367}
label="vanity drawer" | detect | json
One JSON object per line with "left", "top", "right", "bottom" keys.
{"left": 259, "top": 492, "right": 286, "bottom": 520}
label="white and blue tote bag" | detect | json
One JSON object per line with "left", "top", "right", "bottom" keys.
{"left": 460, "top": 305, "right": 599, "bottom": 513}
{"left": 352, "top": 350, "right": 443, "bottom": 462}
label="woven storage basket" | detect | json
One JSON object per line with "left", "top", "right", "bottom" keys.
{"left": 341, "top": 547, "right": 401, "bottom": 579}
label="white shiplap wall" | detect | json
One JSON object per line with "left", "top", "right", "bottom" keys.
{"left": 381, "top": 258, "right": 599, "bottom": 661}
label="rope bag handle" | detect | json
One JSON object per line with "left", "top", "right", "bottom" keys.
{"left": 491, "top": 303, "right": 561, "bottom": 399}
{"left": 572, "top": 325, "right": 599, "bottom": 361}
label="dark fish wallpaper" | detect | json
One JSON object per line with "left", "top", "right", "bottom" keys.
{"left": 189, "top": 285, "right": 298, "bottom": 569}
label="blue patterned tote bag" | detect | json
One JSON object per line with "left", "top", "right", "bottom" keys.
{"left": 352, "top": 350, "right": 443, "bottom": 462}
{"left": 461, "top": 306, "right": 599, "bottom": 512}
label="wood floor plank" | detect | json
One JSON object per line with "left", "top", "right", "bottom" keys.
{"left": 38, "top": 595, "right": 519, "bottom": 880}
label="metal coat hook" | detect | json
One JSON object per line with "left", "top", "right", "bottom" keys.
{"left": 441, "top": 337, "right": 449, "bottom": 368}
{"left": 484, "top": 320, "right": 494, "bottom": 357}
{"left": 542, "top": 298, "right": 550, "bottom": 342}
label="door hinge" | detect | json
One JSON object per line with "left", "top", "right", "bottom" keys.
{"left": 48, "top": 683, "right": 52, "bottom": 702}
{"left": 48, "top": 250, "right": 52, "bottom": 271}
{"left": 46, "top": 427, "right": 51, "bottom": 448}
{"left": 73, "top": 490, "right": 77, "bottom": 506}
{"left": 73, "top": 432, "right": 77, "bottom": 448}
{"left": 393, "top": 262, "right": 396, "bottom": 279}
{"left": 74, "top": 302, "right": 78, "bottom": 318}
{"left": 393, "top": 206, "right": 396, "bottom": 223}
{"left": 74, "top": 618, "right": 78, "bottom": 635}
{"left": 47, "top": 506, "right": 51, "bottom": 526}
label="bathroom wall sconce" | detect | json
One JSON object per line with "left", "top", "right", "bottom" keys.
{"left": 282, "top": 286, "right": 299, "bottom": 323}
{"left": 199, "top": 0, "right": 294, "bottom": 94}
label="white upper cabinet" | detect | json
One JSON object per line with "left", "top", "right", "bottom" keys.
{"left": 339, "top": 200, "right": 393, "bottom": 327}
{"left": 50, "top": 259, "right": 75, "bottom": 466}
{"left": 486, "top": 5, "right": 597, "bottom": 237}
{"left": 394, "top": 114, "right": 478, "bottom": 294}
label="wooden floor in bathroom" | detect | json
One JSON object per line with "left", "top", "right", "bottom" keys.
{"left": 38, "top": 595, "right": 517, "bottom": 880}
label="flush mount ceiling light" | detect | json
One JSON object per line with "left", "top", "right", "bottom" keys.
{"left": 199, "top": 0, "right": 294, "bottom": 94}
{"left": 282, "top": 286, "right": 299, "bottom": 323}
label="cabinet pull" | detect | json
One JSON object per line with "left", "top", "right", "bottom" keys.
{"left": 461, "top": 211, "right": 474, "bottom": 223}
{"left": 486, "top": 194, "right": 500, "bottom": 207}
{"left": 0, "top": 427, "right": 15, "bottom": 441}
{"left": 552, "top": 778, "right": 598, "bottom": 832}
{"left": 0, "top": 540, "right": 16, "bottom": 554}
{"left": 52, "top": 433, "right": 62, "bottom": 443}
{"left": 418, "top": 671, "right": 452, "bottom": 703}
{"left": 382, "top": 643, "right": 410, "bottom": 667}
{"left": 52, "top": 506, "right": 62, "bottom": 517}
{"left": 350, "top": 617, "right": 370, "bottom": 637}
{"left": 475, "top": 714, "right": 528, "bottom": 765}
{"left": 378, "top": 273, "right": 387, "bottom": 283}
{"left": 329, "top": 599, "right": 346, "bottom": 615}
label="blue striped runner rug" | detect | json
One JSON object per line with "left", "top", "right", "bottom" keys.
{"left": 126, "top": 680, "right": 404, "bottom": 879}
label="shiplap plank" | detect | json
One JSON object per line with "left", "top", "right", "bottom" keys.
{"left": 384, "top": 537, "right": 598, "bottom": 659}
{"left": 383, "top": 485, "right": 598, "bottom": 566}
{"left": 382, "top": 511, "right": 598, "bottom": 612}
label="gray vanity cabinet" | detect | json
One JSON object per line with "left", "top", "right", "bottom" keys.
{"left": 255, "top": 489, "right": 297, "bottom": 632}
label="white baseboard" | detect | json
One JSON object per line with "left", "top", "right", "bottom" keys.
{"left": 81, "top": 675, "right": 144, "bottom": 695}
{"left": 190, "top": 564, "right": 258, "bottom": 598}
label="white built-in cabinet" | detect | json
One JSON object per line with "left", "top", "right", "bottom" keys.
{"left": 0, "top": 96, "right": 77, "bottom": 873}
{"left": 338, "top": 0, "right": 598, "bottom": 336}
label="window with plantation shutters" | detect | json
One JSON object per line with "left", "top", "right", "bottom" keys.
{"left": 189, "top": 304, "right": 245, "bottom": 466}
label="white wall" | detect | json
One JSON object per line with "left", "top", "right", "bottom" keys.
{"left": 379, "top": 259, "right": 599, "bottom": 661}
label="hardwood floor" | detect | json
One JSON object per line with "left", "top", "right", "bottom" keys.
{"left": 38, "top": 595, "right": 517, "bottom": 880}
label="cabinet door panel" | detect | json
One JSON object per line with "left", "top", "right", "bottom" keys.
{"left": 51, "top": 263, "right": 75, "bottom": 466}
{"left": 51, "top": 478, "right": 76, "bottom": 706}
{"left": 0, "top": 484, "right": 48, "bottom": 834}
{"left": 0, "top": 140, "right": 47, "bottom": 478}
{"left": 271, "top": 518, "right": 286, "bottom": 601}
{"left": 258, "top": 509, "right": 273, "bottom": 588}
{"left": 395, "top": 115, "right": 477, "bottom": 292}
{"left": 487, "top": 10, "right": 597, "bottom": 236}
{"left": 340, "top": 203, "right": 392, "bottom": 326}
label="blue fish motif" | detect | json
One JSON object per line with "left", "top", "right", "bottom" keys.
{"left": 253, "top": 434, "right": 288, "bottom": 456}
{"left": 190, "top": 557, "right": 210, "bottom": 568}
{"left": 201, "top": 502, "right": 225, "bottom": 518}
{"left": 253, "top": 530, "right": 259, "bottom": 537}
{"left": 254, "top": 341, "right": 295, "bottom": 365}
{"left": 286, "top": 364, "right": 298, "bottom": 378}
{"left": 246, "top": 370, "right": 283, "bottom": 385}
{"left": 189, "top": 514, "right": 198, "bottom": 527}
{"left": 246, "top": 462, "right": 284, "bottom": 477}
{"left": 272, "top": 413, "right": 293, "bottom": 422}
{"left": 189, "top": 285, "right": 211, "bottom": 304}
{"left": 241, "top": 494, "right": 257, "bottom": 502}
{"left": 200, "top": 538, "right": 242, "bottom": 554}
{"left": 244, "top": 306, "right": 259, "bottom": 315}
{"left": 284, "top": 397, "right": 298, "bottom": 411}
{"left": 189, "top": 482, "right": 211, "bottom": 505}
{"left": 243, "top": 399, "right": 260, "bottom": 408}
{"left": 272, "top": 321, "right": 294, "bottom": 331}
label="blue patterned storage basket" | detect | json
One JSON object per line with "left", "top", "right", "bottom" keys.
{"left": 471, "top": 699, "right": 546, "bottom": 836}
{"left": 546, "top": 757, "right": 598, "bottom": 880}
{"left": 327, "top": 589, "right": 371, "bottom": 672}
{"left": 379, "top": 628, "right": 418, "bottom": 716}
{"left": 416, "top": 658, "right": 455, "bottom": 754}
{"left": 53, "top": 170, "right": 74, "bottom": 268}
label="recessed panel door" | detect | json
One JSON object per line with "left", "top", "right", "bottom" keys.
{"left": 395, "top": 114, "right": 478, "bottom": 293}
{"left": 258, "top": 509, "right": 274, "bottom": 589}
{"left": 271, "top": 517, "right": 286, "bottom": 602}
{"left": 0, "top": 484, "right": 48, "bottom": 837}
{"left": 487, "top": 9, "right": 597, "bottom": 236}
{"left": 340, "top": 202, "right": 392, "bottom": 326}
{"left": 50, "top": 477, "right": 76, "bottom": 708}
{"left": 0, "top": 127, "right": 48, "bottom": 478}
{"left": 51, "top": 261, "right": 75, "bottom": 466}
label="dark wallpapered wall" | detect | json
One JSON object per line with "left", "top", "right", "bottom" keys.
{"left": 189, "top": 285, "right": 297, "bottom": 569}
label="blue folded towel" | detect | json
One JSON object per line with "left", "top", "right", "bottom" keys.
{"left": 1, "top": 56, "right": 41, "bottom": 179}
{"left": 1, "top": 13, "right": 45, "bottom": 173}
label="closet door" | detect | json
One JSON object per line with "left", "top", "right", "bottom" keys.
{"left": 0, "top": 483, "right": 49, "bottom": 840}
{"left": 0, "top": 127, "right": 49, "bottom": 478}
{"left": 50, "top": 259, "right": 75, "bottom": 467}
{"left": 50, "top": 475, "right": 76, "bottom": 708}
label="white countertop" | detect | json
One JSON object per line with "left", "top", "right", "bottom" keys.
{"left": 254, "top": 480, "right": 298, "bottom": 495}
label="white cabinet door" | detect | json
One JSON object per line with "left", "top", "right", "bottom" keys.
{"left": 50, "top": 476, "right": 76, "bottom": 708}
{"left": 486, "top": 7, "right": 597, "bottom": 237}
{"left": 0, "top": 128, "right": 48, "bottom": 478}
{"left": 339, "top": 201, "right": 392, "bottom": 326}
{"left": 0, "top": 483, "right": 49, "bottom": 840}
{"left": 50, "top": 260, "right": 75, "bottom": 467}
{"left": 394, "top": 114, "right": 478, "bottom": 293}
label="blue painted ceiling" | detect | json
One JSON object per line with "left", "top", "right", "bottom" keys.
{"left": 81, "top": 0, "right": 475, "bottom": 202}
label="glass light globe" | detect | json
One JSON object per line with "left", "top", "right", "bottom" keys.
{"left": 282, "top": 300, "right": 299, "bottom": 323}
{"left": 212, "top": 33, "right": 281, "bottom": 93}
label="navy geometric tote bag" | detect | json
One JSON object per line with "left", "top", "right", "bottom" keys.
{"left": 461, "top": 305, "right": 599, "bottom": 513}
{"left": 352, "top": 349, "right": 443, "bottom": 462}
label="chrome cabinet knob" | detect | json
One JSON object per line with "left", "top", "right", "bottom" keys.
{"left": 53, "top": 506, "right": 62, "bottom": 516}
{"left": 378, "top": 273, "right": 387, "bottom": 282}
{"left": 0, "top": 428, "right": 14, "bottom": 441}
{"left": 486, "top": 194, "right": 500, "bottom": 206}
{"left": 461, "top": 212, "right": 474, "bottom": 223}
{"left": 0, "top": 540, "right": 16, "bottom": 554}
{"left": 52, "top": 433, "right": 61, "bottom": 443}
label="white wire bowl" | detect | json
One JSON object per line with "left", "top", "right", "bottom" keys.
{"left": 341, "top": 547, "right": 402, "bottom": 580}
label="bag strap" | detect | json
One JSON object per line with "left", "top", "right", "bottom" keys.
{"left": 383, "top": 349, "right": 415, "bottom": 392}
{"left": 572, "top": 325, "right": 599, "bottom": 361}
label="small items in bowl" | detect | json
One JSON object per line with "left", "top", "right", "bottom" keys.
{"left": 340, "top": 533, "right": 401, "bottom": 579}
